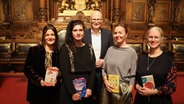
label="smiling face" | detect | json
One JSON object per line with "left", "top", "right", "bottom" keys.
{"left": 113, "top": 25, "right": 127, "bottom": 46}
{"left": 44, "top": 29, "right": 56, "bottom": 46}
{"left": 72, "top": 24, "right": 84, "bottom": 41}
{"left": 90, "top": 11, "right": 103, "bottom": 29}
{"left": 147, "top": 27, "right": 163, "bottom": 50}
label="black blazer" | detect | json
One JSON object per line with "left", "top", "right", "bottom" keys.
{"left": 24, "top": 45, "right": 60, "bottom": 103}
{"left": 83, "top": 28, "right": 114, "bottom": 59}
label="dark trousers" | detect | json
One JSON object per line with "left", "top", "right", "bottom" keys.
{"left": 93, "top": 69, "right": 103, "bottom": 104}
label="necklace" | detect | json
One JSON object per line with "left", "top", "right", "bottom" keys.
{"left": 147, "top": 56, "right": 157, "bottom": 70}
{"left": 146, "top": 50, "right": 162, "bottom": 70}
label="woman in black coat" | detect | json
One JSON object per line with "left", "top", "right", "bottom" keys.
{"left": 24, "top": 24, "right": 61, "bottom": 104}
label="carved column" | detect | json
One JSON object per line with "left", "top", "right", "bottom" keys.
{"left": 46, "top": 0, "right": 50, "bottom": 22}
{"left": 172, "top": 0, "right": 180, "bottom": 29}
{"left": 2, "top": 0, "right": 11, "bottom": 22}
{"left": 40, "top": 0, "right": 46, "bottom": 8}
{"left": 0, "top": 0, "right": 3, "bottom": 22}
{"left": 147, "top": 0, "right": 156, "bottom": 27}
{"left": 109, "top": 0, "right": 113, "bottom": 23}
{"left": 39, "top": 0, "right": 47, "bottom": 22}
{"left": 113, "top": 0, "right": 120, "bottom": 24}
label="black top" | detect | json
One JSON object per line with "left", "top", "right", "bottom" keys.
{"left": 134, "top": 52, "right": 177, "bottom": 104}
{"left": 59, "top": 43, "right": 96, "bottom": 104}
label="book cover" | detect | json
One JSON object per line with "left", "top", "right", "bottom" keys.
{"left": 73, "top": 77, "right": 87, "bottom": 98}
{"left": 141, "top": 75, "right": 155, "bottom": 89}
{"left": 108, "top": 74, "right": 120, "bottom": 93}
{"left": 44, "top": 67, "right": 59, "bottom": 84}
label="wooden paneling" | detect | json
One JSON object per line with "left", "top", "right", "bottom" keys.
{"left": 11, "top": 0, "right": 27, "bottom": 21}
{"left": 154, "top": 0, "right": 171, "bottom": 25}
{"left": 0, "top": 0, "right": 184, "bottom": 72}
{"left": 0, "top": 1, "right": 3, "bottom": 22}
{"left": 125, "top": 0, "right": 147, "bottom": 38}
{"left": 178, "top": 0, "right": 184, "bottom": 23}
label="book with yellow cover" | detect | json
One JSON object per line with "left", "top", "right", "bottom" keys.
{"left": 141, "top": 75, "right": 155, "bottom": 89}
{"left": 108, "top": 74, "right": 119, "bottom": 93}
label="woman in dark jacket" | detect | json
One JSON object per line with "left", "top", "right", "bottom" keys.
{"left": 24, "top": 24, "right": 61, "bottom": 104}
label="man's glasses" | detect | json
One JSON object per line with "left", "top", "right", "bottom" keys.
{"left": 91, "top": 19, "right": 102, "bottom": 22}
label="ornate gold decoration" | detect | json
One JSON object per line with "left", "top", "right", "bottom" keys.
{"left": 73, "top": 0, "right": 88, "bottom": 11}
{"left": 58, "top": 0, "right": 101, "bottom": 13}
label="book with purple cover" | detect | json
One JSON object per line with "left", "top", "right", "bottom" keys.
{"left": 141, "top": 75, "right": 155, "bottom": 89}
{"left": 73, "top": 77, "right": 87, "bottom": 98}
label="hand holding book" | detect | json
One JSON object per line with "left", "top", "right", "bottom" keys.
{"left": 141, "top": 75, "right": 155, "bottom": 89}
{"left": 44, "top": 67, "right": 59, "bottom": 86}
{"left": 73, "top": 77, "right": 87, "bottom": 98}
{"left": 108, "top": 75, "right": 120, "bottom": 93}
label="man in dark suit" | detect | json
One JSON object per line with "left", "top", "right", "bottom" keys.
{"left": 83, "top": 10, "right": 114, "bottom": 104}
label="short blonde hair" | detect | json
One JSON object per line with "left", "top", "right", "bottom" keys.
{"left": 146, "top": 26, "right": 164, "bottom": 38}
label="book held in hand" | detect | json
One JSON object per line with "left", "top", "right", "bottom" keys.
{"left": 44, "top": 67, "right": 59, "bottom": 84}
{"left": 73, "top": 77, "right": 87, "bottom": 98}
{"left": 141, "top": 75, "right": 155, "bottom": 89}
{"left": 108, "top": 74, "right": 120, "bottom": 93}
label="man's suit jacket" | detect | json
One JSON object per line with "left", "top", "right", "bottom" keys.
{"left": 83, "top": 28, "right": 114, "bottom": 59}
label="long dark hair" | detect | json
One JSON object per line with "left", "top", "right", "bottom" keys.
{"left": 65, "top": 20, "right": 85, "bottom": 53}
{"left": 42, "top": 24, "right": 59, "bottom": 51}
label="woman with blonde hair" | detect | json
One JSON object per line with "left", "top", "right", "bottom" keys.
{"left": 134, "top": 26, "right": 177, "bottom": 104}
